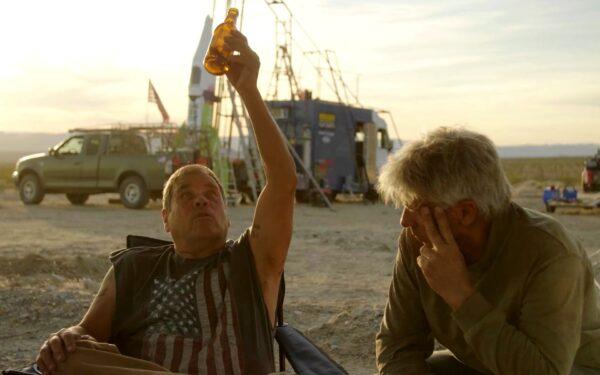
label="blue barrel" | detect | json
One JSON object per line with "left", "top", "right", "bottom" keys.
{"left": 562, "top": 186, "right": 578, "bottom": 202}
{"left": 543, "top": 187, "right": 560, "bottom": 204}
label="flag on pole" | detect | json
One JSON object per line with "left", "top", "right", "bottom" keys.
{"left": 148, "top": 80, "right": 158, "bottom": 103}
{"left": 147, "top": 80, "right": 170, "bottom": 124}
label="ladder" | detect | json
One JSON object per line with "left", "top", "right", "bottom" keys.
{"left": 198, "top": 128, "right": 211, "bottom": 165}
{"left": 226, "top": 82, "right": 265, "bottom": 202}
{"left": 226, "top": 158, "right": 242, "bottom": 206}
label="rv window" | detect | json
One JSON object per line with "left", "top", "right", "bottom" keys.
{"left": 270, "top": 107, "right": 288, "bottom": 120}
{"left": 378, "top": 129, "right": 393, "bottom": 150}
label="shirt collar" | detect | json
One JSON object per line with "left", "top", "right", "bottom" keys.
{"left": 468, "top": 202, "right": 515, "bottom": 274}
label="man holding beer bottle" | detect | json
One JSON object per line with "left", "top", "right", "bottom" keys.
{"left": 34, "top": 29, "right": 297, "bottom": 375}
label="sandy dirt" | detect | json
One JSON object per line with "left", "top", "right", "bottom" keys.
{"left": 0, "top": 184, "right": 599, "bottom": 373}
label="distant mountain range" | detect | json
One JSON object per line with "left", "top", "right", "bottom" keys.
{"left": 496, "top": 144, "right": 599, "bottom": 158}
{"left": 0, "top": 132, "right": 597, "bottom": 163}
{"left": 0, "top": 132, "right": 67, "bottom": 153}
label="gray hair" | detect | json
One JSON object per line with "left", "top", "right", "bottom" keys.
{"left": 163, "top": 164, "right": 225, "bottom": 211}
{"left": 377, "top": 127, "right": 511, "bottom": 218}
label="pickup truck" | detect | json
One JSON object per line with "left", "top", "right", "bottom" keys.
{"left": 11, "top": 130, "right": 189, "bottom": 209}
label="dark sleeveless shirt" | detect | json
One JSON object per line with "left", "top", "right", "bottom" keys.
{"left": 108, "top": 229, "right": 275, "bottom": 374}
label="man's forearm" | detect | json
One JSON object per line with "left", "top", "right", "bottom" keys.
{"left": 239, "top": 88, "right": 296, "bottom": 186}
{"left": 376, "top": 333, "right": 433, "bottom": 374}
{"left": 452, "top": 290, "right": 580, "bottom": 374}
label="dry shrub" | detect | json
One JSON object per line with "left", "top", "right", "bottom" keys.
{"left": 0, "top": 162, "right": 13, "bottom": 187}
{"left": 501, "top": 157, "right": 586, "bottom": 187}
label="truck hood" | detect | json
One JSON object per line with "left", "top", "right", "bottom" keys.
{"left": 18, "top": 152, "right": 48, "bottom": 163}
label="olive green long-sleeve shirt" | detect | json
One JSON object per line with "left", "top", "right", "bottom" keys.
{"left": 376, "top": 203, "right": 600, "bottom": 374}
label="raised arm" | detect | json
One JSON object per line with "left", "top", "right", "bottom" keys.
{"left": 225, "top": 31, "right": 297, "bottom": 325}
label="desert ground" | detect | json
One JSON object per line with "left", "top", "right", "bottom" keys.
{"left": 0, "top": 181, "right": 599, "bottom": 374}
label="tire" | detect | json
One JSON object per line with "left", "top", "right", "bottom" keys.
{"left": 364, "top": 187, "right": 379, "bottom": 203}
{"left": 66, "top": 193, "right": 89, "bottom": 205}
{"left": 308, "top": 190, "right": 328, "bottom": 207}
{"left": 328, "top": 191, "right": 338, "bottom": 202}
{"left": 19, "top": 174, "right": 45, "bottom": 205}
{"left": 295, "top": 190, "right": 309, "bottom": 203}
{"left": 119, "top": 175, "right": 149, "bottom": 209}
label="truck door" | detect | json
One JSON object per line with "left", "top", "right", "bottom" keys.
{"left": 97, "top": 133, "right": 149, "bottom": 189}
{"left": 44, "top": 135, "right": 85, "bottom": 188}
{"left": 78, "top": 134, "right": 102, "bottom": 188}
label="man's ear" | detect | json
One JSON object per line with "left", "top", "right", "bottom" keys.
{"left": 161, "top": 208, "right": 171, "bottom": 233}
{"left": 454, "top": 199, "right": 479, "bottom": 226}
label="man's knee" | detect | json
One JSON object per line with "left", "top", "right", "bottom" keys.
{"left": 571, "top": 364, "right": 600, "bottom": 375}
{"left": 426, "top": 350, "right": 484, "bottom": 375}
{"left": 53, "top": 340, "right": 119, "bottom": 374}
{"left": 426, "top": 351, "right": 600, "bottom": 375}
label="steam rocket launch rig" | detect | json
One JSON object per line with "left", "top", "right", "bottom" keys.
{"left": 146, "top": 0, "right": 401, "bottom": 207}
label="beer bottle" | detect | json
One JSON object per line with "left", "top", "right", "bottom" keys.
{"left": 204, "top": 8, "right": 239, "bottom": 76}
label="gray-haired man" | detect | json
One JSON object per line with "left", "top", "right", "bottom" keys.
{"left": 375, "top": 127, "right": 600, "bottom": 374}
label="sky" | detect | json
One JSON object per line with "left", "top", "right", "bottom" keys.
{"left": 0, "top": 0, "right": 599, "bottom": 145}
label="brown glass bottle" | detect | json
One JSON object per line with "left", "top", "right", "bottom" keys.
{"left": 204, "top": 8, "right": 239, "bottom": 76}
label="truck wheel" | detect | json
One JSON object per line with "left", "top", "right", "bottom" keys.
{"left": 119, "top": 176, "right": 149, "bottom": 209}
{"left": 66, "top": 193, "right": 89, "bottom": 205}
{"left": 19, "top": 174, "right": 45, "bottom": 205}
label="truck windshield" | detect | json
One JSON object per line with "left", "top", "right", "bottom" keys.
{"left": 57, "top": 136, "right": 84, "bottom": 156}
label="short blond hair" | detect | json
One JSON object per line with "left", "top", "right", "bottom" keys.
{"left": 377, "top": 127, "right": 511, "bottom": 218}
{"left": 162, "top": 164, "right": 225, "bottom": 211}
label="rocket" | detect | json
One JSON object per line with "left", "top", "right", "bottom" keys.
{"left": 187, "top": 15, "right": 217, "bottom": 130}
{"left": 186, "top": 14, "right": 228, "bottom": 188}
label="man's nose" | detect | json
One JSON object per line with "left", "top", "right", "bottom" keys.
{"left": 193, "top": 195, "right": 208, "bottom": 207}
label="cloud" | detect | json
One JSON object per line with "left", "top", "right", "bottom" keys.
{"left": 1, "top": 66, "right": 140, "bottom": 110}
{"left": 545, "top": 93, "right": 600, "bottom": 108}
{"left": 1, "top": 0, "right": 599, "bottom": 143}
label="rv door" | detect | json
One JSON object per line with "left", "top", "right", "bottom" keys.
{"left": 376, "top": 129, "right": 393, "bottom": 174}
{"left": 363, "top": 122, "right": 378, "bottom": 184}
